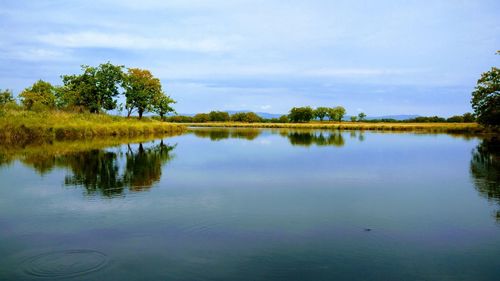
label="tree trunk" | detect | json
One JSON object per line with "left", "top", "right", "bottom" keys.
{"left": 138, "top": 109, "right": 143, "bottom": 119}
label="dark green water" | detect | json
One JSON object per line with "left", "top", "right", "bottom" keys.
{"left": 0, "top": 128, "right": 499, "bottom": 281}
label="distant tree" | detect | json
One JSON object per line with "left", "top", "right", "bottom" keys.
{"left": 123, "top": 68, "right": 163, "bottom": 119}
{"left": 19, "top": 80, "right": 56, "bottom": 110}
{"left": 231, "top": 112, "right": 262, "bottom": 123}
{"left": 447, "top": 115, "right": 464, "bottom": 123}
{"left": 193, "top": 113, "right": 210, "bottom": 123}
{"left": 0, "top": 89, "right": 15, "bottom": 106}
{"left": 327, "top": 106, "right": 346, "bottom": 122}
{"left": 60, "top": 62, "right": 124, "bottom": 113}
{"left": 471, "top": 60, "right": 499, "bottom": 126}
{"left": 288, "top": 106, "right": 314, "bottom": 123}
{"left": 209, "top": 111, "right": 230, "bottom": 122}
{"left": 278, "top": 115, "right": 289, "bottom": 123}
{"left": 358, "top": 112, "right": 367, "bottom": 121}
{"left": 314, "top": 107, "right": 329, "bottom": 121}
{"left": 462, "top": 112, "right": 476, "bottom": 122}
{"left": 153, "top": 93, "right": 176, "bottom": 121}
{"left": 350, "top": 116, "right": 358, "bottom": 122}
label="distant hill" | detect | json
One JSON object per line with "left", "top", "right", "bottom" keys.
{"left": 364, "top": 115, "right": 420, "bottom": 121}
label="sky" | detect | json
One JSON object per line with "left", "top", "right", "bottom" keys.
{"left": 1, "top": 0, "right": 499, "bottom": 116}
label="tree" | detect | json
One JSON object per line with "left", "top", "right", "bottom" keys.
{"left": 328, "top": 106, "right": 346, "bottom": 122}
{"left": 60, "top": 62, "right": 124, "bottom": 113}
{"left": 0, "top": 89, "right": 15, "bottom": 106}
{"left": 288, "top": 107, "right": 314, "bottom": 123}
{"left": 153, "top": 93, "right": 176, "bottom": 121}
{"left": 123, "top": 68, "right": 163, "bottom": 119}
{"left": 209, "top": 111, "right": 230, "bottom": 122}
{"left": 462, "top": 112, "right": 475, "bottom": 122}
{"left": 358, "top": 112, "right": 367, "bottom": 121}
{"left": 193, "top": 113, "right": 210, "bottom": 123}
{"left": 19, "top": 80, "right": 56, "bottom": 110}
{"left": 231, "top": 112, "right": 262, "bottom": 123}
{"left": 314, "top": 107, "right": 329, "bottom": 121}
{"left": 471, "top": 64, "right": 499, "bottom": 126}
{"left": 350, "top": 116, "right": 357, "bottom": 122}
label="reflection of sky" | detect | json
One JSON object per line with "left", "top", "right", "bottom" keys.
{"left": 1, "top": 1, "right": 499, "bottom": 116}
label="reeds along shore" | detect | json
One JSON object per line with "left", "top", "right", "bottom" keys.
{"left": 0, "top": 109, "right": 186, "bottom": 143}
{"left": 177, "top": 121, "right": 486, "bottom": 134}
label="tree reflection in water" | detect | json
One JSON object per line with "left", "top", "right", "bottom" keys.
{"left": 470, "top": 137, "right": 500, "bottom": 221}
{"left": 64, "top": 141, "right": 175, "bottom": 197}
{"left": 287, "top": 131, "right": 345, "bottom": 147}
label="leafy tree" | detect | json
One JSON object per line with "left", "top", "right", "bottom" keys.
{"left": 350, "top": 116, "right": 357, "bottom": 122}
{"left": 209, "top": 111, "right": 230, "bottom": 122}
{"left": 278, "top": 115, "right": 289, "bottom": 123}
{"left": 471, "top": 63, "right": 499, "bottom": 126}
{"left": 462, "top": 112, "right": 475, "bottom": 122}
{"left": 60, "top": 62, "right": 124, "bottom": 113}
{"left": 358, "top": 112, "right": 367, "bottom": 121}
{"left": 327, "top": 106, "right": 346, "bottom": 122}
{"left": 193, "top": 113, "right": 210, "bottom": 122}
{"left": 314, "top": 107, "right": 329, "bottom": 121}
{"left": 0, "top": 89, "right": 15, "bottom": 106}
{"left": 153, "top": 93, "right": 176, "bottom": 120}
{"left": 447, "top": 115, "right": 464, "bottom": 123}
{"left": 123, "top": 68, "right": 163, "bottom": 119}
{"left": 19, "top": 80, "right": 56, "bottom": 110}
{"left": 288, "top": 106, "right": 314, "bottom": 123}
{"left": 231, "top": 112, "right": 262, "bottom": 123}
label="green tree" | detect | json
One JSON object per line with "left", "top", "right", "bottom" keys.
{"left": 288, "top": 106, "right": 314, "bottom": 123}
{"left": 350, "top": 116, "right": 357, "bottom": 122}
{"left": 154, "top": 93, "right": 176, "bottom": 121}
{"left": 462, "top": 112, "right": 475, "bottom": 122}
{"left": 471, "top": 52, "right": 499, "bottom": 126}
{"left": 123, "top": 68, "right": 164, "bottom": 119}
{"left": 358, "top": 112, "right": 367, "bottom": 121}
{"left": 314, "top": 107, "right": 329, "bottom": 121}
{"left": 19, "top": 80, "right": 56, "bottom": 110}
{"left": 60, "top": 62, "right": 124, "bottom": 113}
{"left": 0, "top": 89, "right": 15, "bottom": 106}
{"left": 231, "top": 112, "right": 262, "bottom": 123}
{"left": 209, "top": 111, "right": 230, "bottom": 122}
{"left": 328, "top": 106, "right": 346, "bottom": 122}
{"left": 193, "top": 113, "right": 210, "bottom": 122}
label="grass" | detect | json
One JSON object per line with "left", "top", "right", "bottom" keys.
{"left": 0, "top": 109, "right": 186, "bottom": 143}
{"left": 177, "top": 121, "right": 485, "bottom": 133}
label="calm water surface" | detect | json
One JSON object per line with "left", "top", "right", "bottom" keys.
{"left": 0, "top": 128, "right": 499, "bottom": 280}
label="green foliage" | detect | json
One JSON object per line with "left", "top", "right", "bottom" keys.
{"left": 279, "top": 115, "right": 289, "bottom": 123}
{"left": 123, "top": 68, "right": 164, "bottom": 119}
{"left": 462, "top": 112, "right": 476, "bottom": 122}
{"left": 193, "top": 113, "right": 210, "bottom": 123}
{"left": 408, "top": 116, "right": 446, "bottom": 123}
{"left": 350, "top": 116, "right": 357, "bottom": 122}
{"left": 471, "top": 66, "right": 500, "bottom": 126}
{"left": 447, "top": 115, "right": 464, "bottom": 123}
{"left": 19, "top": 80, "right": 56, "bottom": 110}
{"left": 166, "top": 115, "right": 193, "bottom": 122}
{"left": 154, "top": 94, "right": 176, "bottom": 120}
{"left": 208, "top": 111, "right": 230, "bottom": 122}
{"left": 230, "top": 112, "right": 262, "bottom": 123}
{"left": 327, "top": 106, "right": 346, "bottom": 122}
{"left": 60, "top": 62, "right": 124, "bottom": 113}
{"left": 358, "top": 112, "right": 366, "bottom": 121}
{"left": 313, "top": 107, "right": 329, "bottom": 121}
{"left": 288, "top": 107, "right": 314, "bottom": 123}
{"left": 0, "top": 89, "right": 15, "bottom": 106}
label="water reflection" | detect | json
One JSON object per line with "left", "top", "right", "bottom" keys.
{"left": 192, "top": 128, "right": 261, "bottom": 140}
{"left": 286, "top": 131, "right": 345, "bottom": 147}
{"left": 0, "top": 138, "right": 176, "bottom": 197}
{"left": 470, "top": 137, "right": 500, "bottom": 221}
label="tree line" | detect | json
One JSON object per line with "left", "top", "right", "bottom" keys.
{"left": 0, "top": 62, "right": 176, "bottom": 119}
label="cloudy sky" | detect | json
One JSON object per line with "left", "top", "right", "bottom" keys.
{"left": 1, "top": 0, "right": 499, "bottom": 116}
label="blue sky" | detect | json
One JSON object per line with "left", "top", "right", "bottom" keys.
{"left": 1, "top": 0, "right": 499, "bottom": 116}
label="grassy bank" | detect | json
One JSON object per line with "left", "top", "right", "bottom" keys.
{"left": 0, "top": 109, "right": 186, "bottom": 143}
{"left": 177, "top": 121, "right": 485, "bottom": 133}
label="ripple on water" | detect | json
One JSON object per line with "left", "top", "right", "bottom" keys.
{"left": 21, "top": 249, "right": 108, "bottom": 278}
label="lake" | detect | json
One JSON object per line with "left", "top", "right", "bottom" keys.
{"left": 0, "top": 128, "right": 499, "bottom": 281}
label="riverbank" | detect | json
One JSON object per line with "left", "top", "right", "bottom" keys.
{"left": 177, "top": 121, "right": 486, "bottom": 134}
{"left": 0, "top": 109, "right": 186, "bottom": 143}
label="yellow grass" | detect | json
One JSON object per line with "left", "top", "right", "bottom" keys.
{"left": 0, "top": 109, "right": 186, "bottom": 142}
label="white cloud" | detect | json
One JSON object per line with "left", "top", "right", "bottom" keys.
{"left": 260, "top": 105, "right": 272, "bottom": 110}
{"left": 37, "top": 32, "right": 230, "bottom": 53}
{"left": 1, "top": 48, "right": 72, "bottom": 61}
